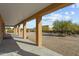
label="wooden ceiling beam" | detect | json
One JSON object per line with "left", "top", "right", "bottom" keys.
{"left": 15, "top": 3, "right": 73, "bottom": 26}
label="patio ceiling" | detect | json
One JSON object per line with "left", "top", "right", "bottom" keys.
{"left": 0, "top": 3, "right": 72, "bottom": 26}
{"left": 0, "top": 3, "right": 50, "bottom": 26}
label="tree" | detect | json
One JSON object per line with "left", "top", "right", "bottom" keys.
{"left": 53, "top": 20, "right": 79, "bottom": 35}
{"left": 42, "top": 25, "right": 49, "bottom": 32}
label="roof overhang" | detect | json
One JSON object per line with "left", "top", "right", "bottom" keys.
{"left": 0, "top": 3, "right": 73, "bottom": 26}
{"left": 0, "top": 3, "right": 51, "bottom": 26}
{"left": 15, "top": 3, "right": 73, "bottom": 26}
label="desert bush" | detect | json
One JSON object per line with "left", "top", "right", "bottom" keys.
{"left": 53, "top": 20, "right": 79, "bottom": 35}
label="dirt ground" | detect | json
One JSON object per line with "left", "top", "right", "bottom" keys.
{"left": 27, "top": 32, "right": 79, "bottom": 56}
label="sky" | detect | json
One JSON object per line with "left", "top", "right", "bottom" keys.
{"left": 26, "top": 3, "right": 79, "bottom": 29}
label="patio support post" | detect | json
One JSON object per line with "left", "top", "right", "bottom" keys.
{"left": 18, "top": 25, "right": 20, "bottom": 37}
{"left": 17, "top": 25, "right": 19, "bottom": 35}
{"left": 14, "top": 26, "right": 16, "bottom": 35}
{"left": 15, "top": 26, "right": 17, "bottom": 35}
{"left": 16, "top": 26, "right": 18, "bottom": 35}
{"left": 23, "top": 22, "right": 27, "bottom": 39}
{"left": 36, "top": 16, "right": 42, "bottom": 47}
{"left": 14, "top": 27, "right": 16, "bottom": 34}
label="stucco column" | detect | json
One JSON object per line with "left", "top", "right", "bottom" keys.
{"left": 14, "top": 27, "right": 16, "bottom": 34}
{"left": 36, "top": 16, "right": 42, "bottom": 47}
{"left": 23, "top": 22, "right": 27, "bottom": 39}
{"left": 17, "top": 25, "right": 19, "bottom": 36}
{"left": 16, "top": 26, "right": 18, "bottom": 35}
{"left": 18, "top": 25, "right": 20, "bottom": 37}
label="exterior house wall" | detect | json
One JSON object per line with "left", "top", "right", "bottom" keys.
{"left": 0, "top": 15, "right": 5, "bottom": 44}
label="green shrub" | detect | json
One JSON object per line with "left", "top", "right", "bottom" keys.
{"left": 53, "top": 20, "right": 79, "bottom": 35}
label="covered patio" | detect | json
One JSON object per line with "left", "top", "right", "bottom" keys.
{"left": 0, "top": 3, "right": 72, "bottom": 56}
{"left": 0, "top": 33, "right": 62, "bottom": 56}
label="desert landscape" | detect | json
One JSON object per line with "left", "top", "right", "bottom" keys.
{"left": 27, "top": 32, "right": 79, "bottom": 56}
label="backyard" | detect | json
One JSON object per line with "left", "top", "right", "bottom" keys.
{"left": 14, "top": 19, "right": 79, "bottom": 56}
{"left": 27, "top": 32, "right": 79, "bottom": 56}
{"left": 5, "top": 3, "right": 79, "bottom": 56}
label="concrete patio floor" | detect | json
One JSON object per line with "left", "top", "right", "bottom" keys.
{"left": 0, "top": 33, "right": 62, "bottom": 56}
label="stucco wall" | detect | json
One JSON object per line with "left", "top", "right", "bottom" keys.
{"left": 0, "top": 15, "right": 5, "bottom": 44}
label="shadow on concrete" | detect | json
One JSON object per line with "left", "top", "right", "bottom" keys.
{"left": 0, "top": 34, "right": 39, "bottom": 56}
{"left": 14, "top": 36, "right": 23, "bottom": 39}
{"left": 15, "top": 40, "right": 36, "bottom": 46}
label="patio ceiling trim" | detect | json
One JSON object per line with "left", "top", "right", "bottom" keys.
{"left": 15, "top": 3, "right": 73, "bottom": 26}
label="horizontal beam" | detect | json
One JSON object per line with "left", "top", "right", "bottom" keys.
{"left": 15, "top": 3, "right": 73, "bottom": 26}
{"left": 5, "top": 25, "right": 14, "bottom": 27}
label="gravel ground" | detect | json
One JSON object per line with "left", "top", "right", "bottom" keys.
{"left": 27, "top": 32, "right": 79, "bottom": 56}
